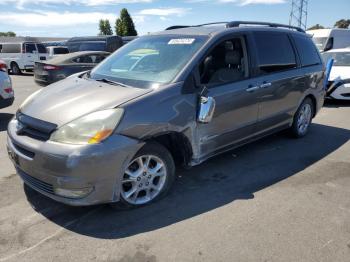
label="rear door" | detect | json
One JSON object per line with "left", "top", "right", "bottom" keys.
{"left": 250, "top": 31, "right": 301, "bottom": 134}
{"left": 36, "top": 43, "right": 48, "bottom": 61}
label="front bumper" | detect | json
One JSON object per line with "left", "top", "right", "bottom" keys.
{"left": 7, "top": 118, "right": 143, "bottom": 206}
{"left": 328, "top": 83, "right": 350, "bottom": 100}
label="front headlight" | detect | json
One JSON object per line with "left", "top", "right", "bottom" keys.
{"left": 50, "top": 109, "right": 124, "bottom": 145}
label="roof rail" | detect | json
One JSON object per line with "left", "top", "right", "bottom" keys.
{"left": 165, "top": 21, "right": 305, "bottom": 33}
{"left": 165, "top": 22, "right": 229, "bottom": 31}
{"left": 226, "top": 21, "right": 305, "bottom": 33}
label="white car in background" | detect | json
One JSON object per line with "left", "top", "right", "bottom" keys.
{"left": 0, "top": 60, "right": 14, "bottom": 109}
{"left": 0, "top": 41, "right": 49, "bottom": 74}
{"left": 307, "top": 28, "right": 350, "bottom": 52}
{"left": 322, "top": 48, "right": 350, "bottom": 100}
{"left": 46, "top": 46, "right": 69, "bottom": 59}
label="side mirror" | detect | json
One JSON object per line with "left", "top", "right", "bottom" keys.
{"left": 324, "top": 37, "right": 334, "bottom": 52}
{"left": 198, "top": 96, "right": 216, "bottom": 123}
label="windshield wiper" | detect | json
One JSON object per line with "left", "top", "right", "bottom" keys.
{"left": 95, "top": 78, "right": 127, "bottom": 87}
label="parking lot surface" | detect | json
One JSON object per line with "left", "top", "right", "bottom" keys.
{"left": 0, "top": 75, "right": 349, "bottom": 262}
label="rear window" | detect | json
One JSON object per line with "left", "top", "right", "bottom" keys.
{"left": 53, "top": 47, "right": 69, "bottom": 55}
{"left": 293, "top": 35, "right": 321, "bottom": 67}
{"left": 0, "top": 43, "right": 21, "bottom": 53}
{"left": 67, "top": 41, "right": 106, "bottom": 52}
{"left": 36, "top": 44, "right": 47, "bottom": 54}
{"left": 253, "top": 32, "right": 297, "bottom": 74}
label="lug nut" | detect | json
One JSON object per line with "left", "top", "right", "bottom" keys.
{"left": 139, "top": 183, "right": 143, "bottom": 187}
{"left": 137, "top": 177, "right": 141, "bottom": 181}
{"left": 143, "top": 172, "right": 147, "bottom": 176}
{"left": 148, "top": 175, "right": 151, "bottom": 179}
{"left": 146, "top": 182, "right": 149, "bottom": 186}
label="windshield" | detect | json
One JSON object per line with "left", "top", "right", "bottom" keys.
{"left": 312, "top": 37, "right": 328, "bottom": 50}
{"left": 68, "top": 41, "right": 106, "bottom": 52}
{"left": 90, "top": 35, "right": 208, "bottom": 88}
{"left": 322, "top": 52, "right": 350, "bottom": 66}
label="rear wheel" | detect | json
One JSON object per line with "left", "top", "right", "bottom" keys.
{"left": 114, "top": 142, "right": 175, "bottom": 209}
{"left": 10, "top": 62, "right": 21, "bottom": 75}
{"left": 290, "top": 98, "right": 314, "bottom": 138}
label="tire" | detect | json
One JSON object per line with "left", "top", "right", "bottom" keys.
{"left": 112, "top": 142, "right": 175, "bottom": 209}
{"left": 10, "top": 62, "right": 21, "bottom": 75}
{"left": 290, "top": 98, "right": 314, "bottom": 138}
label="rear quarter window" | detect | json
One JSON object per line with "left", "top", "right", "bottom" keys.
{"left": 0, "top": 43, "right": 21, "bottom": 53}
{"left": 293, "top": 34, "right": 322, "bottom": 67}
{"left": 253, "top": 31, "right": 297, "bottom": 74}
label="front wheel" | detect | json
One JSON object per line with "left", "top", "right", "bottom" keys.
{"left": 290, "top": 98, "right": 314, "bottom": 138}
{"left": 11, "top": 62, "right": 21, "bottom": 75}
{"left": 116, "top": 142, "right": 175, "bottom": 208}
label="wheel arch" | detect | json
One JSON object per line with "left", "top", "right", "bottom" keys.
{"left": 144, "top": 131, "right": 193, "bottom": 168}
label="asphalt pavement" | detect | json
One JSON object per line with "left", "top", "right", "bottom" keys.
{"left": 0, "top": 74, "right": 349, "bottom": 262}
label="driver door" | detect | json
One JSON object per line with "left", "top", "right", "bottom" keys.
{"left": 195, "top": 35, "right": 260, "bottom": 158}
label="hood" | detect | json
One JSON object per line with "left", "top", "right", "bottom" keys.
{"left": 329, "top": 66, "right": 350, "bottom": 81}
{"left": 20, "top": 75, "right": 152, "bottom": 127}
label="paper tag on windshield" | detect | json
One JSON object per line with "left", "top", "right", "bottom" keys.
{"left": 168, "top": 38, "right": 195, "bottom": 45}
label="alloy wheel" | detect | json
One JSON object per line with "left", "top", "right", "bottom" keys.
{"left": 121, "top": 154, "right": 167, "bottom": 205}
{"left": 297, "top": 103, "right": 312, "bottom": 135}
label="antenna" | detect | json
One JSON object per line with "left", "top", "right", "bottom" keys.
{"left": 289, "top": 0, "right": 308, "bottom": 30}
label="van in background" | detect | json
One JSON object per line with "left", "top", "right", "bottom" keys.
{"left": 46, "top": 46, "right": 69, "bottom": 59}
{"left": 0, "top": 42, "right": 49, "bottom": 74}
{"left": 307, "top": 28, "right": 350, "bottom": 52}
{"left": 66, "top": 36, "right": 123, "bottom": 53}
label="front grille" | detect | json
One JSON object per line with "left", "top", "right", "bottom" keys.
{"left": 16, "top": 112, "right": 57, "bottom": 141}
{"left": 17, "top": 168, "right": 55, "bottom": 195}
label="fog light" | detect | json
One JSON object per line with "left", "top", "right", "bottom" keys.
{"left": 54, "top": 187, "right": 93, "bottom": 199}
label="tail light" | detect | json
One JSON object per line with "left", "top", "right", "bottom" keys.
{"left": 4, "top": 87, "right": 13, "bottom": 94}
{"left": 43, "top": 65, "right": 61, "bottom": 70}
{"left": 0, "top": 62, "right": 7, "bottom": 72}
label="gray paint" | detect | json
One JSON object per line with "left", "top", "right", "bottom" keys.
{"left": 7, "top": 25, "right": 325, "bottom": 206}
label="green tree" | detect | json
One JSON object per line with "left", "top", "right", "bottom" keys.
{"left": 115, "top": 8, "right": 137, "bottom": 36}
{"left": 0, "top": 31, "right": 16, "bottom": 37}
{"left": 98, "top": 19, "right": 113, "bottom": 35}
{"left": 334, "top": 19, "right": 350, "bottom": 29}
{"left": 307, "top": 24, "right": 325, "bottom": 30}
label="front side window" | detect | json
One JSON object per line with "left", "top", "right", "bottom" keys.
{"left": 321, "top": 52, "right": 350, "bottom": 67}
{"left": 293, "top": 34, "right": 321, "bottom": 67}
{"left": 90, "top": 35, "right": 208, "bottom": 88}
{"left": 199, "top": 37, "right": 248, "bottom": 85}
{"left": 254, "top": 32, "right": 297, "bottom": 74}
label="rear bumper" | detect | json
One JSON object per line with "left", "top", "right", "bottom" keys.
{"left": 0, "top": 96, "right": 14, "bottom": 109}
{"left": 7, "top": 118, "right": 143, "bottom": 206}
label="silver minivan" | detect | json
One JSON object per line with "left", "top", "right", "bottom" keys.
{"left": 7, "top": 22, "right": 325, "bottom": 208}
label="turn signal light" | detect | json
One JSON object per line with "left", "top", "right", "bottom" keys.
{"left": 88, "top": 129, "right": 113, "bottom": 144}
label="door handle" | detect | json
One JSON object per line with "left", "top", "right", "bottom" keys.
{"left": 260, "top": 82, "right": 272, "bottom": 88}
{"left": 246, "top": 85, "right": 260, "bottom": 92}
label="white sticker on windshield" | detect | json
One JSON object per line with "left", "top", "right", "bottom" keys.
{"left": 168, "top": 38, "right": 195, "bottom": 45}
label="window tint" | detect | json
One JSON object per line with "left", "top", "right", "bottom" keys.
{"left": 36, "top": 44, "right": 47, "bottom": 53}
{"left": 53, "top": 47, "right": 69, "bottom": 55}
{"left": 72, "top": 54, "right": 104, "bottom": 64}
{"left": 0, "top": 43, "right": 21, "bottom": 53}
{"left": 293, "top": 35, "right": 321, "bottom": 67}
{"left": 25, "top": 43, "right": 37, "bottom": 53}
{"left": 253, "top": 32, "right": 296, "bottom": 73}
{"left": 199, "top": 37, "right": 248, "bottom": 85}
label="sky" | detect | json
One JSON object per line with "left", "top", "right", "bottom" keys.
{"left": 0, "top": 0, "right": 348, "bottom": 37}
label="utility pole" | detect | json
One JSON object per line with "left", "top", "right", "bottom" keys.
{"left": 289, "top": 0, "right": 308, "bottom": 30}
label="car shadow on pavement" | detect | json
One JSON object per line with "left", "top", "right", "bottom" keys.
{"left": 324, "top": 99, "right": 350, "bottom": 108}
{"left": 0, "top": 113, "right": 14, "bottom": 131}
{"left": 24, "top": 123, "right": 350, "bottom": 239}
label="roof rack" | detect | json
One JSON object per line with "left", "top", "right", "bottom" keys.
{"left": 165, "top": 21, "right": 305, "bottom": 33}
{"left": 226, "top": 21, "right": 305, "bottom": 33}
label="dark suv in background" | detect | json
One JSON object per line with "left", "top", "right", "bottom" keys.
{"left": 7, "top": 21, "right": 325, "bottom": 208}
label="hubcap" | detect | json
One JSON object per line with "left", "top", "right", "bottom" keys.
{"left": 121, "top": 155, "right": 167, "bottom": 205}
{"left": 297, "top": 103, "right": 312, "bottom": 135}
